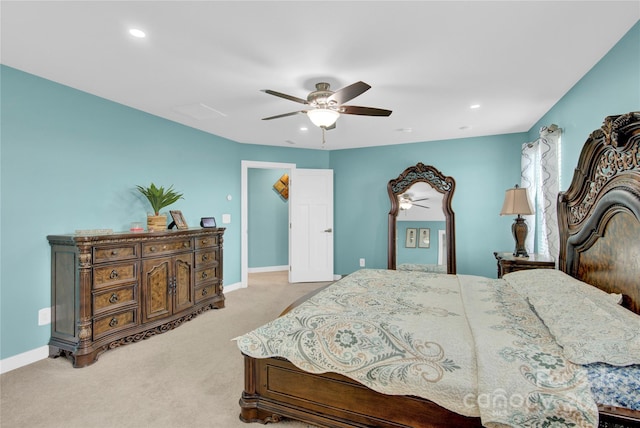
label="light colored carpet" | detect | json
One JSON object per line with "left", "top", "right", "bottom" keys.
{"left": 0, "top": 271, "right": 331, "bottom": 428}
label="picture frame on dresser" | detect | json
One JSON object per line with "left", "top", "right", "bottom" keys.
{"left": 169, "top": 210, "right": 188, "bottom": 229}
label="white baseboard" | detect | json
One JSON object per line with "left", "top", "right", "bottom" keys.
{"left": 223, "top": 281, "right": 244, "bottom": 293}
{"left": 0, "top": 345, "right": 49, "bottom": 374}
{"left": 247, "top": 265, "right": 288, "bottom": 273}
{"left": 246, "top": 266, "right": 341, "bottom": 282}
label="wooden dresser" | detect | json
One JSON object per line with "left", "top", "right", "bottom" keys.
{"left": 47, "top": 227, "right": 225, "bottom": 367}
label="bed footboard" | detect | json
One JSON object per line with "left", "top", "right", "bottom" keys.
{"left": 239, "top": 354, "right": 481, "bottom": 428}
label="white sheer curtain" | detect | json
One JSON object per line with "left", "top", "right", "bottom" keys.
{"left": 520, "top": 126, "right": 561, "bottom": 265}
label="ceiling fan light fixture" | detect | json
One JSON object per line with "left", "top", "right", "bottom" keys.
{"left": 307, "top": 108, "right": 339, "bottom": 128}
{"left": 399, "top": 197, "right": 413, "bottom": 210}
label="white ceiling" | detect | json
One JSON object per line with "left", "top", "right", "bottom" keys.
{"left": 2, "top": 1, "right": 638, "bottom": 150}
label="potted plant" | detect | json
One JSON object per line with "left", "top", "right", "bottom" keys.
{"left": 136, "top": 183, "right": 184, "bottom": 231}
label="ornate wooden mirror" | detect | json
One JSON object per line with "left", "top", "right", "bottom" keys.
{"left": 387, "top": 163, "right": 456, "bottom": 273}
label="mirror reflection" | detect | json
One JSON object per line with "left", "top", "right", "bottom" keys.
{"left": 396, "top": 182, "right": 447, "bottom": 272}
{"left": 387, "top": 163, "right": 456, "bottom": 273}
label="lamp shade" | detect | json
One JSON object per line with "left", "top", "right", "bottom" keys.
{"left": 307, "top": 108, "right": 340, "bottom": 128}
{"left": 500, "top": 185, "right": 534, "bottom": 216}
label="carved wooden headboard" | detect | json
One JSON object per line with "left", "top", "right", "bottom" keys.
{"left": 558, "top": 112, "right": 640, "bottom": 315}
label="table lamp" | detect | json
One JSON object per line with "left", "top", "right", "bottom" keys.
{"left": 500, "top": 185, "right": 534, "bottom": 257}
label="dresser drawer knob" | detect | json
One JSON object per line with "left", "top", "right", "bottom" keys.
{"left": 201, "top": 288, "right": 208, "bottom": 296}
{"left": 149, "top": 246, "right": 156, "bottom": 252}
{"left": 183, "top": 242, "right": 189, "bottom": 248}
{"left": 109, "top": 318, "right": 118, "bottom": 327}
{"left": 201, "top": 254, "right": 208, "bottom": 261}
{"left": 109, "top": 270, "right": 119, "bottom": 279}
{"left": 109, "top": 293, "right": 119, "bottom": 304}
{"left": 201, "top": 272, "right": 208, "bottom": 279}
{"left": 201, "top": 239, "right": 209, "bottom": 245}
{"left": 111, "top": 250, "right": 118, "bottom": 256}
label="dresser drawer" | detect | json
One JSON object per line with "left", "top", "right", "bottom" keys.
{"left": 93, "top": 244, "right": 139, "bottom": 264}
{"left": 195, "top": 282, "right": 219, "bottom": 303}
{"left": 142, "top": 239, "right": 192, "bottom": 256}
{"left": 93, "top": 285, "right": 137, "bottom": 314}
{"left": 195, "top": 248, "right": 218, "bottom": 268}
{"left": 195, "top": 266, "right": 218, "bottom": 287}
{"left": 195, "top": 235, "right": 218, "bottom": 249}
{"left": 93, "top": 262, "right": 138, "bottom": 289}
{"left": 93, "top": 309, "right": 137, "bottom": 339}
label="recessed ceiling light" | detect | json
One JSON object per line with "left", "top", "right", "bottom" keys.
{"left": 470, "top": 104, "right": 481, "bottom": 109}
{"left": 129, "top": 28, "right": 146, "bottom": 38}
{"left": 396, "top": 128, "right": 413, "bottom": 133}
{"left": 299, "top": 126, "right": 308, "bottom": 132}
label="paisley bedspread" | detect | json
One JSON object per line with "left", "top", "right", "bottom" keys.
{"left": 235, "top": 269, "right": 599, "bottom": 427}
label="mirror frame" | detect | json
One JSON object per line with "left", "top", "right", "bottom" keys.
{"left": 387, "top": 163, "right": 456, "bottom": 273}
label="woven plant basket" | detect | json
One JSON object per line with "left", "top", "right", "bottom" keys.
{"left": 147, "top": 215, "right": 167, "bottom": 232}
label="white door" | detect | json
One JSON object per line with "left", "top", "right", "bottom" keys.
{"left": 289, "top": 169, "right": 334, "bottom": 282}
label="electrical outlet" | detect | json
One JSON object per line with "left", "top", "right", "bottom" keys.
{"left": 359, "top": 258, "right": 365, "bottom": 267}
{"left": 38, "top": 307, "right": 51, "bottom": 326}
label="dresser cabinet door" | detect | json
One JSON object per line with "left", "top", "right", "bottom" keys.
{"left": 141, "top": 253, "right": 195, "bottom": 323}
{"left": 141, "top": 257, "right": 172, "bottom": 323}
{"left": 173, "top": 253, "right": 194, "bottom": 313}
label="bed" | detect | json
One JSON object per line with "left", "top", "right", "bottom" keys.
{"left": 236, "top": 112, "right": 640, "bottom": 428}
{"left": 397, "top": 263, "right": 447, "bottom": 273}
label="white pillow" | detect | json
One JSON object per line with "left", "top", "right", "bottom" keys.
{"left": 504, "top": 269, "right": 622, "bottom": 306}
{"left": 503, "top": 269, "right": 639, "bottom": 366}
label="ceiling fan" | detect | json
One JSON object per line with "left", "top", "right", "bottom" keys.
{"left": 261, "top": 81, "right": 392, "bottom": 130}
{"left": 399, "top": 193, "right": 430, "bottom": 210}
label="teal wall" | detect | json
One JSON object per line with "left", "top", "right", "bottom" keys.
{"left": 528, "top": 20, "right": 640, "bottom": 189}
{"left": 0, "top": 66, "right": 328, "bottom": 359}
{"left": 248, "top": 168, "right": 289, "bottom": 268}
{"left": 328, "top": 133, "right": 523, "bottom": 276}
{"left": 1, "top": 21, "right": 638, "bottom": 361}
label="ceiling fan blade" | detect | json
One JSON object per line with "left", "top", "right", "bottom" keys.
{"left": 328, "top": 81, "right": 371, "bottom": 104}
{"left": 340, "top": 105, "right": 392, "bottom": 116}
{"left": 413, "top": 204, "right": 430, "bottom": 209}
{"left": 412, "top": 197, "right": 430, "bottom": 202}
{"left": 262, "top": 111, "right": 306, "bottom": 120}
{"left": 324, "top": 122, "right": 336, "bottom": 131}
{"left": 261, "top": 89, "right": 309, "bottom": 105}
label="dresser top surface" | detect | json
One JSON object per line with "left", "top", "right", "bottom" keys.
{"left": 48, "top": 227, "right": 225, "bottom": 244}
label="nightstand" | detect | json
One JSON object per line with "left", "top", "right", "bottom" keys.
{"left": 493, "top": 252, "right": 555, "bottom": 278}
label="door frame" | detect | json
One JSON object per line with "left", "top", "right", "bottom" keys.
{"left": 241, "top": 160, "right": 296, "bottom": 288}
{"left": 438, "top": 229, "right": 446, "bottom": 266}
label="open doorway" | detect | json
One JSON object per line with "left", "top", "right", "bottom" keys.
{"left": 241, "top": 161, "right": 295, "bottom": 288}
{"left": 438, "top": 229, "right": 447, "bottom": 266}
